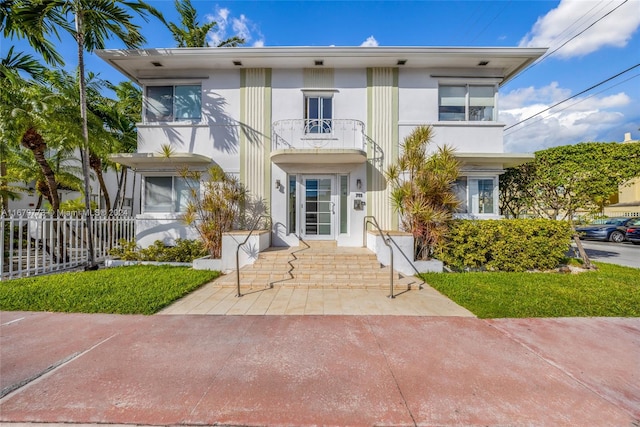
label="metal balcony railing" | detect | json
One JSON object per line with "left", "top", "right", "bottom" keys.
{"left": 272, "top": 119, "right": 367, "bottom": 151}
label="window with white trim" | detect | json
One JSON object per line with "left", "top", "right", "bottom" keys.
{"left": 145, "top": 85, "right": 201, "bottom": 122}
{"left": 144, "top": 176, "right": 199, "bottom": 213}
{"left": 304, "top": 95, "right": 333, "bottom": 133}
{"left": 454, "top": 177, "right": 497, "bottom": 215}
{"left": 439, "top": 85, "right": 495, "bottom": 121}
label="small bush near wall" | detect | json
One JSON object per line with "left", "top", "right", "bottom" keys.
{"left": 435, "top": 219, "right": 573, "bottom": 272}
{"left": 109, "top": 239, "right": 208, "bottom": 262}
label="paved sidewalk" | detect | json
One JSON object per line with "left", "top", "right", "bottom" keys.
{"left": 159, "top": 281, "right": 474, "bottom": 316}
{"left": 1, "top": 312, "right": 639, "bottom": 426}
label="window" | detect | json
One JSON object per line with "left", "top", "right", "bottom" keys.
{"left": 144, "top": 176, "right": 199, "bottom": 213}
{"left": 339, "top": 175, "right": 348, "bottom": 234}
{"left": 288, "top": 175, "right": 296, "bottom": 234}
{"left": 439, "top": 85, "right": 495, "bottom": 121}
{"left": 145, "top": 85, "right": 201, "bottom": 122}
{"left": 454, "top": 177, "right": 496, "bottom": 215}
{"left": 476, "top": 179, "right": 495, "bottom": 214}
{"left": 304, "top": 95, "right": 332, "bottom": 133}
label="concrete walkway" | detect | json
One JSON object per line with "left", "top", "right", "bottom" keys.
{"left": 1, "top": 312, "right": 639, "bottom": 426}
{"left": 159, "top": 281, "right": 475, "bottom": 316}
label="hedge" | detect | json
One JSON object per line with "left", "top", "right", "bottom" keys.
{"left": 435, "top": 219, "right": 574, "bottom": 272}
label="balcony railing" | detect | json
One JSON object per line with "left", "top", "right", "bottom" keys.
{"left": 272, "top": 119, "right": 367, "bottom": 151}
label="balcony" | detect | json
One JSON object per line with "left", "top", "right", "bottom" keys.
{"left": 271, "top": 119, "right": 368, "bottom": 164}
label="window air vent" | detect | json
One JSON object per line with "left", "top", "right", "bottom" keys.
{"left": 397, "top": 59, "right": 407, "bottom": 65}
{"left": 233, "top": 60, "right": 242, "bottom": 66}
{"left": 151, "top": 61, "right": 162, "bottom": 67}
{"left": 478, "top": 61, "right": 490, "bottom": 66}
{"left": 314, "top": 60, "right": 324, "bottom": 66}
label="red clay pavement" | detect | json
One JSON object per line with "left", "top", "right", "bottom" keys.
{"left": 1, "top": 311, "right": 638, "bottom": 426}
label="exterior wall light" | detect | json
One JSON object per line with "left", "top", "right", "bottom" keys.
{"left": 275, "top": 179, "right": 281, "bottom": 189}
{"left": 356, "top": 179, "right": 362, "bottom": 190}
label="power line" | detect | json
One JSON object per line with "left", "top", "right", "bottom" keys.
{"left": 538, "top": 0, "right": 628, "bottom": 63}
{"left": 504, "top": 72, "right": 640, "bottom": 136}
{"left": 505, "top": 0, "right": 629, "bottom": 85}
{"left": 469, "top": 0, "right": 512, "bottom": 44}
{"left": 504, "top": 62, "right": 640, "bottom": 131}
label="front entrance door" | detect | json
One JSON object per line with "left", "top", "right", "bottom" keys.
{"left": 302, "top": 175, "right": 335, "bottom": 239}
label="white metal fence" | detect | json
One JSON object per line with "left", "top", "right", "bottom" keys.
{"left": 1, "top": 210, "right": 136, "bottom": 281}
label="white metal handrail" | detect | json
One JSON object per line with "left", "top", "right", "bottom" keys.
{"left": 363, "top": 215, "right": 395, "bottom": 299}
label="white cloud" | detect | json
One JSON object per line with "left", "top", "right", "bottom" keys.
{"left": 360, "top": 36, "right": 379, "bottom": 47}
{"left": 519, "top": 0, "right": 640, "bottom": 58}
{"left": 205, "top": 7, "right": 264, "bottom": 47}
{"left": 500, "top": 83, "right": 632, "bottom": 151}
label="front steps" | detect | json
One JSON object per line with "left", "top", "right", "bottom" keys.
{"left": 214, "top": 241, "right": 424, "bottom": 290}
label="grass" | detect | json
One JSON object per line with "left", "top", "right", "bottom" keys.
{"left": 0, "top": 265, "right": 220, "bottom": 315}
{"left": 421, "top": 262, "right": 640, "bottom": 319}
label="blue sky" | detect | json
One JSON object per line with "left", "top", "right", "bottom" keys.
{"left": 2, "top": 0, "right": 639, "bottom": 152}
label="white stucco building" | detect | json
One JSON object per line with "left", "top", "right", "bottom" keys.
{"left": 98, "top": 46, "right": 544, "bottom": 249}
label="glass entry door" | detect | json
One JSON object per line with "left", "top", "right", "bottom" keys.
{"left": 302, "top": 176, "right": 334, "bottom": 239}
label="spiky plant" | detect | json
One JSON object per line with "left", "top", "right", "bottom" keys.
{"left": 386, "top": 125, "right": 460, "bottom": 260}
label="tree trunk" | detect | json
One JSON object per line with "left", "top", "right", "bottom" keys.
{"left": 22, "top": 128, "right": 60, "bottom": 212}
{"left": 90, "top": 152, "right": 111, "bottom": 212}
{"left": 0, "top": 159, "right": 8, "bottom": 214}
{"left": 76, "top": 11, "right": 96, "bottom": 268}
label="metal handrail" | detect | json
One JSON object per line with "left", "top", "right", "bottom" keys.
{"left": 236, "top": 215, "right": 272, "bottom": 297}
{"left": 362, "top": 215, "right": 395, "bottom": 299}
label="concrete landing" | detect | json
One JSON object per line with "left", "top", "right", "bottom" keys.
{"left": 159, "top": 282, "right": 474, "bottom": 316}
{"left": 1, "top": 312, "right": 638, "bottom": 426}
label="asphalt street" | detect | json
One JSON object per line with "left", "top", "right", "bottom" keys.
{"left": 575, "top": 240, "right": 640, "bottom": 269}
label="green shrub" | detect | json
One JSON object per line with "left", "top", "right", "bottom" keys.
{"left": 435, "top": 219, "right": 573, "bottom": 272}
{"left": 109, "top": 238, "right": 208, "bottom": 262}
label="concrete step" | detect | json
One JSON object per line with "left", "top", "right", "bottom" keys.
{"left": 216, "top": 242, "right": 422, "bottom": 290}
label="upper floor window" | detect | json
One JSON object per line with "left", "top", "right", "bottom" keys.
{"left": 145, "top": 85, "right": 201, "bottom": 122}
{"left": 305, "top": 95, "right": 332, "bottom": 134}
{"left": 144, "top": 176, "right": 199, "bottom": 213}
{"left": 439, "top": 85, "right": 495, "bottom": 122}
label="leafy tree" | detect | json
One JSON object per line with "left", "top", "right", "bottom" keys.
{"left": 102, "top": 81, "right": 142, "bottom": 212}
{"left": 500, "top": 142, "right": 640, "bottom": 222}
{"left": 499, "top": 162, "right": 536, "bottom": 218}
{"left": 159, "top": 0, "right": 244, "bottom": 47}
{"left": 11, "top": 0, "right": 159, "bottom": 267}
{"left": 386, "top": 125, "right": 460, "bottom": 260}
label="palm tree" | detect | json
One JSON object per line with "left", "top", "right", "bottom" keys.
{"left": 1, "top": 0, "right": 63, "bottom": 66}
{"left": 160, "top": 0, "right": 244, "bottom": 47}
{"left": 3, "top": 77, "right": 63, "bottom": 211}
{"left": 12, "top": 0, "right": 160, "bottom": 267}
{"left": 94, "top": 81, "right": 141, "bottom": 212}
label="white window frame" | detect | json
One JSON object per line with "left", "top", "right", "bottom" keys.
{"left": 438, "top": 83, "right": 497, "bottom": 122}
{"left": 303, "top": 92, "right": 334, "bottom": 134}
{"left": 144, "top": 84, "right": 202, "bottom": 123}
{"left": 143, "top": 175, "right": 199, "bottom": 214}
{"left": 455, "top": 176, "right": 498, "bottom": 216}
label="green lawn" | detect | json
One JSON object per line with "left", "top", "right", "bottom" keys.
{"left": 0, "top": 265, "right": 220, "bottom": 315}
{"left": 421, "top": 262, "right": 640, "bottom": 318}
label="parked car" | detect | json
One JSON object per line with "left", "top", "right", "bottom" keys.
{"left": 624, "top": 218, "right": 640, "bottom": 245}
{"left": 575, "top": 217, "right": 634, "bottom": 243}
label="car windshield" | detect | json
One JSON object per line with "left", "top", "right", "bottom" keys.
{"left": 601, "top": 218, "right": 627, "bottom": 225}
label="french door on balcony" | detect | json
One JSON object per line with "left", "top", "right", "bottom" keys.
{"left": 301, "top": 175, "right": 335, "bottom": 239}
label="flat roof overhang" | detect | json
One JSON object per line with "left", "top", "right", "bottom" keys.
{"left": 109, "top": 152, "right": 213, "bottom": 170}
{"left": 271, "top": 148, "right": 367, "bottom": 165}
{"left": 454, "top": 152, "right": 535, "bottom": 169}
{"left": 96, "top": 46, "right": 547, "bottom": 86}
